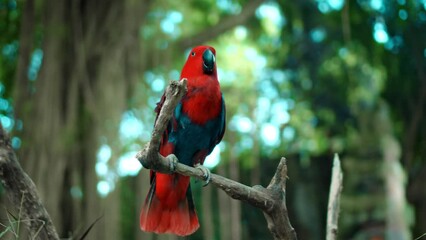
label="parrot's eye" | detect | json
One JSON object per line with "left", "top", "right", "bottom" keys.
{"left": 191, "top": 52, "right": 196, "bottom": 56}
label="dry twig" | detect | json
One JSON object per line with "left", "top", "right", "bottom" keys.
{"left": 326, "top": 154, "right": 343, "bottom": 240}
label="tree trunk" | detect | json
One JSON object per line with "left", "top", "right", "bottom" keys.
{"left": 379, "top": 104, "right": 411, "bottom": 240}
{"left": 135, "top": 168, "right": 155, "bottom": 240}
{"left": 201, "top": 184, "right": 214, "bottom": 240}
{"left": 217, "top": 163, "right": 232, "bottom": 240}
{"left": 12, "top": 0, "right": 34, "bottom": 117}
{"left": 229, "top": 138, "right": 242, "bottom": 240}
{"left": 103, "top": 183, "right": 121, "bottom": 240}
{"left": 13, "top": 0, "right": 151, "bottom": 237}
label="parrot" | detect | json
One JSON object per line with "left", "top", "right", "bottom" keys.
{"left": 140, "top": 45, "right": 226, "bottom": 236}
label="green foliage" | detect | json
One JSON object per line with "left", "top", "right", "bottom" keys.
{"left": 0, "top": 0, "right": 20, "bottom": 94}
{"left": 94, "top": 0, "right": 426, "bottom": 237}
{"left": 2, "top": 0, "right": 426, "bottom": 239}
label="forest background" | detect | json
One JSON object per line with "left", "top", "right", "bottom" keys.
{"left": 0, "top": 0, "right": 425, "bottom": 239}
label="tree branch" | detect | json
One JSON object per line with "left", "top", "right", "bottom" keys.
{"left": 176, "top": 0, "right": 265, "bottom": 50}
{"left": 326, "top": 154, "right": 343, "bottom": 240}
{"left": 136, "top": 80, "right": 297, "bottom": 240}
{"left": 0, "top": 125, "right": 59, "bottom": 240}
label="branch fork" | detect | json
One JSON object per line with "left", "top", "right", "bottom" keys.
{"left": 136, "top": 80, "right": 297, "bottom": 240}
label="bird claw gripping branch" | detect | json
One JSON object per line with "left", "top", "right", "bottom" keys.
{"left": 195, "top": 164, "right": 211, "bottom": 187}
{"left": 167, "top": 154, "right": 178, "bottom": 172}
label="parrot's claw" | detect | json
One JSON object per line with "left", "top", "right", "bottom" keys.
{"left": 166, "top": 154, "right": 179, "bottom": 172}
{"left": 195, "top": 164, "right": 211, "bottom": 187}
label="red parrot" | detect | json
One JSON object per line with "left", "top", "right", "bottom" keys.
{"left": 140, "top": 45, "right": 226, "bottom": 236}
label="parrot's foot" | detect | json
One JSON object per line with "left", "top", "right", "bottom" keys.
{"left": 166, "top": 154, "right": 179, "bottom": 172}
{"left": 195, "top": 164, "right": 211, "bottom": 186}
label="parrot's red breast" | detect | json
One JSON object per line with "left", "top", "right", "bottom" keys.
{"left": 140, "top": 46, "right": 226, "bottom": 236}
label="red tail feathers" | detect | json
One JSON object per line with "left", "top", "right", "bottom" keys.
{"left": 140, "top": 173, "right": 199, "bottom": 236}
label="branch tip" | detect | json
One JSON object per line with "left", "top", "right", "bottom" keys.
{"left": 326, "top": 153, "right": 343, "bottom": 240}
{"left": 268, "top": 157, "right": 289, "bottom": 192}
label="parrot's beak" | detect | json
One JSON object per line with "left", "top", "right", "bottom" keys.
{"left": 202, "top": 49, "right": 215, "bottom": 74}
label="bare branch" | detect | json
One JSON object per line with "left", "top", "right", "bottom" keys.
{"left": 326, "top": 154, "right": 343, "bottom": 240}
{"left": 137, "top": 79, "right": 188, "bottom": 173}
{"left": 0, "top": 125, "right": 59, "bottom": 240}
{"left": 136, "top": 80, "right": 297, "bottom": 240}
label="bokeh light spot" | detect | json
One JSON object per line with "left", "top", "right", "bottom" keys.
{"left": 373, "top": 21, "right": 389, "bottom": 44}
{"left": 117, "top": 151, "right": 142, "bottom": 177}
{"left": 97, "top": 181, "right": 111, "bottom": 197}
{"left": 204, "top": 144, "right": 222, "bottom": 168}
{"left": 261, "top": 123, "right": 280, "bottom": 147}
{"left": 399, "top": 9, "right": 408, "bottom": 20}
{"left": 97, "top": 144, "right": 112, "bottom": 163}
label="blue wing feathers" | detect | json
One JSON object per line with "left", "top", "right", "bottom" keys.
{"left": 155, "top": 91, "right": 225, "bottom": 167}
{"left": 168, "top": 94, "right": 225, "bottom": 166}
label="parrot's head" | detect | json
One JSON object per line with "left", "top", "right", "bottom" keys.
{"left": 180, "top": 45, "right": 217, "bottom": 79}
